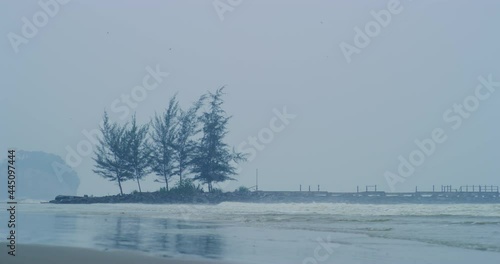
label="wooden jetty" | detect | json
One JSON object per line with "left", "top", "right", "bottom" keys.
{"left": 252, "top": 185, "right": 500, "bottom": 204}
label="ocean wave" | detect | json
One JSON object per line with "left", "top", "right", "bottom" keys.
{"left": 451, "top": 221, "right": 500, "bottom": 226}
{"left": 1, "top": 199, "right": 48, "bottom": 204}
{"left": 13, "top": 202, "right": 500, "bottom": 223}
{"left": 410, "top": 238, "right": 500, "bottom": 253}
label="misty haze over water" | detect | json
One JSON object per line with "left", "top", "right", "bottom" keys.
{"left": 1, "top": 1, "right": 500, "bottom": 264}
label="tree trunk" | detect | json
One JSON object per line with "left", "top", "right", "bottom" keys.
{"left": 136, "top": 177, "right": 142, "bottom": 193}
{"left": 179, "top": 155, "right": 184, "bottom": 182}
{"left": 164, "top": 175, "right": 169, "bottom": 191}
{"left": 118, "top": 177, "right": 124, "bottom": 196}
{"left": 135, "top": 170, "right": 142, "bottom": 193}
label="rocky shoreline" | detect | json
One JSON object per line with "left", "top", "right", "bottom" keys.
{"left": 50, "top": 190, "right": 500, "bottom": 204}
{"left": 50, "top": 191, "right": 253, "bottom": 204}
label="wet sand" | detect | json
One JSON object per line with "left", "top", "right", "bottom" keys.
{"left": 0, "top": 243, "right": 234, "bottom": 264}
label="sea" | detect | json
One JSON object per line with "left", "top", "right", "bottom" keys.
{"left": 1, "top": 201, "right": 500, "bottom": 263}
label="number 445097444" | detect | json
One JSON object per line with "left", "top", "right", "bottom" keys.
{"left": 7, "top": 150, "right": 16, "bottom": 200}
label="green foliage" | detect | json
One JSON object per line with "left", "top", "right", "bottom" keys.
{"left": 93, "top": 88, "right": 248, "bottom": 196}
{"left": 150, "top": 96, "right": 179, "bottom": 191}
{"left": 210, "top": 188, "right": 223, "bottom": 194}
{"left": 235, "top": 186, "right": 250, "bottom": 193}
{"left": 170, "top": 179, "right": 204, "bottom": 195}
{"left": 191, "top": 87, "right": 247, "bottom": 192}
{"left": 124, "top": 114, "right": 151, "bottom": 193}
{"left": 93, "top": 111, "right": 131, "bottom": 196}
{"left": 174, "top": 94, "right": 206, "bottom": 182}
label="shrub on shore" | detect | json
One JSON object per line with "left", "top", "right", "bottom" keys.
{"left": 235, "top": 186, "right": 250, "bottom": 193}
{"left": 169, "top": 179, "right": 204, "bottom": 195}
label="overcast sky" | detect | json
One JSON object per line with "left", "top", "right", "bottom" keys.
{"left": 1, "top": 0, "right": 500, "bottom": 196}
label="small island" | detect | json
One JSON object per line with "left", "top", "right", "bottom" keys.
{"left": 51, "top": 184, "right": 500, "bottom": 204}
{"left": 47, "top": 87, "right": 500, "bottom": 205}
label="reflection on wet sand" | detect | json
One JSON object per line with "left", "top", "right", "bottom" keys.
{"left": 93, "top": 216, "right": 225, "bottom": 259}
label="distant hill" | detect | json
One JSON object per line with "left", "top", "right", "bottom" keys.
{"left": 1, "top": 150, "right": 80, "bottom": 201}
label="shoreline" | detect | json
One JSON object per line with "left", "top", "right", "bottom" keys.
{"left": 0, "top": 243, "right": 236, "bottom": 264}
{"left": 49, "top": 190, "right": 500, "bottom": 205}
{"left": 2, "top": 204, "right": 500, "bottom": 264}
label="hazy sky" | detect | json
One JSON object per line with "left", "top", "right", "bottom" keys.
{"left": 2, "top": 0, "right": 500, "bottom": 196}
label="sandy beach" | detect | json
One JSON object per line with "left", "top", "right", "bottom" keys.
{"left": 2, "top": 203, "right": 500, "bottom": 263}
{"left": 0, "top": 243, "right": 233, "bottom": 264}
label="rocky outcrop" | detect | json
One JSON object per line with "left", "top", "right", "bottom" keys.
{"left": 1, "top": 150, "right": 80, "bottom": 200}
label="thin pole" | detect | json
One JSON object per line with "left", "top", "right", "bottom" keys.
{"left": 256, "top": 169, "right": 259, "bottom": 192}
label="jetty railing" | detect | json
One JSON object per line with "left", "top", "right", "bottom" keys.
{"left": 458, "top": 185, "right": 499, "bottom": 193}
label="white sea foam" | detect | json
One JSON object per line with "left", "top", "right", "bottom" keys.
{"left": 15, "top": 202, "right": 500, "bottom": 221}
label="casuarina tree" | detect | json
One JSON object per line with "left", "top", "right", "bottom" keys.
{"left": 93, "top": 111, "right": 131, "bottom": 195}
{"left": 150, "top": 96, "right": 179, "bottom": 191}
{"left": 191, "top": 87, "right": 246, "bottom": 192}
{"left": 124, "top": 114, "right": 152, "bottom": 193}
{"left": 173, "top": 94, "right": 206, "bottom": 182}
